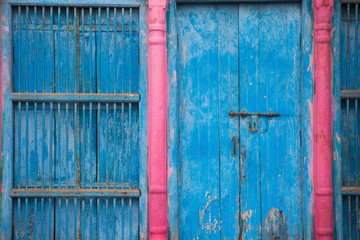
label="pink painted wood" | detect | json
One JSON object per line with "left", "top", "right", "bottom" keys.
{"left": 313, "top": 0, "right": 334, "bottom": 239}
{"left": 148, "top": 0, "right": 168, "bottom": 239}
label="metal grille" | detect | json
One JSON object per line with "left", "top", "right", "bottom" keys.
{"left": 11, "top": 6, "right": 140, "bottom": 239}
{"left": 341, "top": 3, "right": 360, "bottom": 239}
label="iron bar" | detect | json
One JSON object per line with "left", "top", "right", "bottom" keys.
{"left": 10, "top": 93, "right": 140, "bottom": 102}
{"left": 229, "top": 110, "right": 280, "bottom": 117}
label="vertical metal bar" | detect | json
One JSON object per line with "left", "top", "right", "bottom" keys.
{"left": 17, "top": 104, "right": 21, "bottom": 240}
{"left": 121, "top": 8, "right": 124, "bottom": 93}
{"left": 74, "top": 198, "right": 77, "bottom": 240}
{"left": 120, "top": 16, "right": 125, "bottom": 239}
{"left": 113, "top": 10, "right": 117, "bottom": 237}
{"left": 49, "top": 6, "right": 54, "bottom": 239}
{"left": 25, "top": 7, "right": 30, "bottom": 240}
{"left": 355, "top": 4, "right": 360, "bottom": 238}
{"left": 89, "top": 8, "right": 93, "bottom": 239}
{"left": 97, "top": 7, "right": 101, "bottom": 240}
{"left": 113, "top": 197, "right": 116, "bottom": 240}
{"left": 17, "top": 7, "right": 22, "bottom": 239}
{"left": 121, "top": 99, "right": 124, "bottom": 240}
{"left": 18, "top": 6, "right": 21, "bottom": 92}
{"left": 50, "top": 6, "right": 54, "bottom": 187}
{"left": 41, "top": 8, "right": 45, "bottom": 240}
{"left": 57, "top": 7, "right": 62, "bottom": 240}
{"left": 129, "top": 9, "right": 133, "bottom": 237}
{"left": 129, "top": 8, "right": 132, "bottom": 94}
{"left": 107, "top": 7, "right": 109, "bottom": 93}
{"left": 98, "top": 7, "right": 101, "bottom": 93}
{"left": 347, "top": 4, "right": 352, "bottom": 238}
{"left": 81, "top": 8, "right": 85, "bottom": 240}
{"left": 114, "top": 7, "right": 117, "bottom": 95}
{"left": 106, "top": 8, "right": 110, "bottom": 239}
{"left": 121, "top": 102, "right": 124, "bottom": 187}
{"left": 65, "top": 7, "right": 69, "bottom": 240}
{"left": 121, "top": 197, "right": 124, "bottom": 240}
{"left": 90, "top": 7, "right": 93, "bottom": 94}
{"left": 34, "top": 7, "right": 38, "bottom": 239}
{"left": 42, "top": 6, "right": 45, "bottom": 93}
{"left": 106, "top": 101, "right": 109, "bottom": 240}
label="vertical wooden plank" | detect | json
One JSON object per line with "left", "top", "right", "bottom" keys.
{"left": 300, "top": 0, "right": 315, "bottom": 239}
{"left": 332, "top": 0, "right": 343, "bottom": 239}
{"left": 257, "top": 4, "right": 302, "bottom": 239}
{"left": 217, "top": 4, "right": 240, "bottom": 239}
{"left": 139, "top": 2, "right": 148, "bottom": 239}
{"left": 0, "top": 3, "right": 13, "bottom": 240}
{"left": 167, "top": 1, "right": 179, "bottom": 239}
{"left": 177, "top": 4, "right": 221, "bottom": 239}
{"left": 238, "top": 5, "right": 262, "bottom": 239}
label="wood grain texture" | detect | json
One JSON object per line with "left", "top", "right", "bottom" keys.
{"left": 175, "top": 3, "right": 302, "bottom": 239}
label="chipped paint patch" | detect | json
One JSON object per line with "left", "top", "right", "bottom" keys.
{"left": 241, "top": 209, "right": 253, "bottom": 233}
{"left": 262, "top": 208, "right": 289, "bottom": 240}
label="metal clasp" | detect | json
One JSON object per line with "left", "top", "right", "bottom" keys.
{"left": 229, "top": 109, "right": 280, "bottom": 132}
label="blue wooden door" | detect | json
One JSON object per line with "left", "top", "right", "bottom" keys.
{"left": 11, "top": 5, "right": 140, "bottom": 239}
{"left": 177, "top": 3, "right": 302, "bottom": 239}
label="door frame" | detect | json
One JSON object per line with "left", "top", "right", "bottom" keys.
{"left": 0, "top": 1, "right": 149, "bottom": 239}
{"left": 166, "top": 0, "right": 315, "bottom": 238}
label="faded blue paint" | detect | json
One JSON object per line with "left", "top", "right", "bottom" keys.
{"left": 1, "top": 4, "right": 144, "bottom": 239}
{"left": 3, "top": 0, "right": 141, "bottom": 7}
{"left": 300, "top": 0, "right": 314, "bottom": 239}
{"left": 168, "top": 2, "right": 314, "bottom": 239}
{"left": 332, "top": 0, "right": 343, "bottom": 239}
{"left": 336, "top": 3, "right": 360, "bottom": 239}
{"left": 138, "top": 3, "right": 148, "bottom": 240}
{"left": 1, "top": 3, "right": 14, "bottom": 240}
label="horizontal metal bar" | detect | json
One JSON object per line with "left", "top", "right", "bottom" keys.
{"left": 10, "top": 93, "right": 141, "bottom": 103}
{"left": 341, "top": 187, "right": 360, "bottom": 195}
{"left": 2, "top": 0, "right": 142, "bottom": 7}
{"left": 13, "top": 24, "right": 136, "bottom": 32}
{"left": 10, "top": 188, "right": 141, "bottom": 198}
{"left": 341, "top": 0, "right": 360, "bottom": 3}
{"left": 229, "top": 110, "right": 280, "bottom": 117}
{"left": 340, "top": 90, "right": 360, "bottom": 99}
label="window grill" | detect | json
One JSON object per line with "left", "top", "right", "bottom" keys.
{"left": 341, "top": 3, "right": 360, "bottom": 239}
{"left": 11, "top": 6, "right": 140, "bottom": 239}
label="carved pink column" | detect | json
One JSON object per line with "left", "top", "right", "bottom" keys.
{"left": 313, "top": 0, "right": 334, "bottom": 239}
{"left": 148, "top": 0, "right": 168, "bottom": 239}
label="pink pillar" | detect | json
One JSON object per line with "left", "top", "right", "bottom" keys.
{"left": 313, "top": 0, "right": 334, "bottom": 239}
{"left": 148, "top": 0, "right": 168, "bottom": 239}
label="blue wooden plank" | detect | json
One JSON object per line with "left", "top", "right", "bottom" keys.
{"left": 166, "top": 1, "right": 179, "bottom": 239}
{"left": 216, "top": 4, "right": 240, "bottom": 239}
{"left": 333, "top": 0, "right": 343, "bottom": 239}
{"left": 0, "top": 3, "right": 14, "bottom": 240}
{"left": 177, "top": 4, "right": 221, "bottom": 239}
{"left": 238, "top": 5, "right": 262, "bottom": 238}
{"left": 256, "top": 4, "right": 302, "bottom": 239}
{"left": 138, "top": 3, "right": 148, "bottom": 240}
{"left": 300, "top": 0, "right": 315, "bottom": 239}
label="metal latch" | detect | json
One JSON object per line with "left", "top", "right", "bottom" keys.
{"left": 229, "top": 109, "right": 280, "bottom": 132}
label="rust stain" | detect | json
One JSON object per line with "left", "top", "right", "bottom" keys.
{"left": 77, "top": 215, "right": 81, "bottom": 240}
{"left": 76, "top": 154, "right": 81, "bottom": 187}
